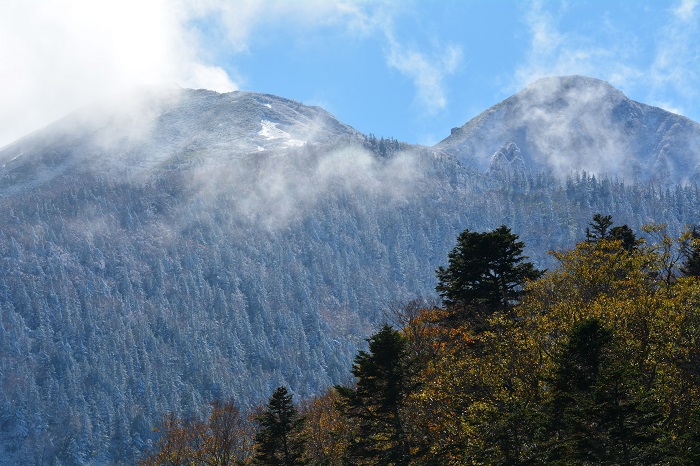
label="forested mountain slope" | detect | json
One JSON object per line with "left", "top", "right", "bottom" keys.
{"left": 0, "top": 79, "right": 698, "bottom": 463}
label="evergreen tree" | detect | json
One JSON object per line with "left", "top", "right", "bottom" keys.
{"left": 336, "top": 325, "right": 416, "bottom": 465}
{"left": 540, "top": 319, "right": 663, "bottom": 464}
{"left": 435, "top": 225, "right": 541, "bottom": 326}
{"left": 681, "top": 226, "right": 700, "bottom": 277}
{"left": 543, "top": 319, "right": 612, "bottom": 463}
{"left": 609, "top": 224, "right": 639, "bottom": 252}
{"left": 587, "top": 214, "right": 639, "bottom": 252}
{"left": 254, "top": 386, "right": 307, "bottom": 466}
{"left": 586, "top": 213, "right": 614, "bottom": 242}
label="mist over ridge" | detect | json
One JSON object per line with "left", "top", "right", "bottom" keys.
{"left": 1, "top": 75, "right": 699, "bottom": 463}
{"left": 4, "top": 75, "right": 700, "bottom": 192}
{"left": 438, "top": 75, "right": 700, "bottom": 185}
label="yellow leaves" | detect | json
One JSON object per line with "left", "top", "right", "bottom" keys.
{"left": 511, "top": 230, "right": 700, "bottom": 434}
{"left": 300, "top": 389, "right": 351, "bottom": 466}
{"left": 407, "top": 228, "right": 700, "bottom": 462}
{"left": 138, "top": 401, "right": 254, "bottom": 466}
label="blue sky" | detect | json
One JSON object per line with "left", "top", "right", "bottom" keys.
{"left": 1, "top": 0, "right": 699, "bottom": 147}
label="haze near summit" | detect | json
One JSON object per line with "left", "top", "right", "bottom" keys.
{"left": 1, "top": 0, "right": 698, "bottom": 149}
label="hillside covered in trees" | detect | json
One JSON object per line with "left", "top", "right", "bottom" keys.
{"left": 140, "top": 217, "right": 700, "bottom": 465}
{"left": 2, "top": 79, "right": 700, "bottom": 463}
{"left": 3, "top": 152, "right": 700, "bottom": 463}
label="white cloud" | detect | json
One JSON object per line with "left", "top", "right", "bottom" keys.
{"left": 201, "top": 0, "right": 461, "bottom": 114}
{"left": 515, "top": 0, "right": 699, "bottom": 120}
{"left": 188, "top": 0, "right": 367, "bottom": 52}
{"left": 648, "top": 0, "right": 699, "bottom": 110}
{"left": 674, "top": 0, "right": 698, "bottom": 20}
{"left": 386, "top": 35, "right": 462, "bottom": 113}
{"left": 0, "top": 0, "right": 237, "bottom": 147}
{"left": 515, "top": 1, "right": 624, "bottom": 89}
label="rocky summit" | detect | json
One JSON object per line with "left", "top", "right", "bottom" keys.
{"left": 437, "top": 75, "right": 700, "bottom": 185}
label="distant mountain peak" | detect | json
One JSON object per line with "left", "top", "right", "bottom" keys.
{"left": 436, "top": 75, "right": 700, "bottom": 186}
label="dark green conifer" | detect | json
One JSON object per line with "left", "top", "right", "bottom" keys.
{"left": 540, "top": 319, "right": 663, "bottom": 464}
{"left": 254, "top": 386, "right": 307, "bottom": 466}
{"left": 336, "top": 325, "right": 416, "bottom": 465}
{"left": 681, "top": 226, "right": 700, "bottom": 277}
{"left": 586, "top": 213, "right": 614, "bottom": 242}
{"left": 435, "top": 225, "right": 541, "bottom": 326}
{"left": 609, "top": 224, "right": 639, "bottom": 252}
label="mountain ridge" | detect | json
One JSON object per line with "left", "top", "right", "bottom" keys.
{"left": 4, "top": 76, "right": 700, "bottom": 191}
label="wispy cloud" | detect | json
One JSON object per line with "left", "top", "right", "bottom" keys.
{"left": 674, "top": 0, "right": 698, "bottom": 20}
{"left": 515, "top": 1, "right": 629, "bottom": 90}
{"left": 648, "top": 0, "right": 699, "bottom": 112}
{"left": 385, "top": 34, "right": 462, "bottom": 113}
{"left": 515, "top": 0, "right": 699, "bottom": 118}
{"left": 336, "top": 1, "right": 463, "bottom": 114}
{"left": 187, "top": 0, "right": 374, "bottom": 52}
{"left": 202, "top": 0, "right": 462, "bottom": 113}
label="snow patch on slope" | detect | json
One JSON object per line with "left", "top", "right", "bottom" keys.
{"left": 258, "top": 119, "right": 306, "bottom": 148}
{"left": 259, "top": 120, "right": 289, "bottom": 139}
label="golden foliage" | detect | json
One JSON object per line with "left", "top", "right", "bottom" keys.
{"left": 139, "top": 400, "right": 254, "bottom": 466}
{"left": 299, "top": 389, "right": 352, "bottom": 465}
{"left": 409, "top": 232, "right": 700, "bottom": 463}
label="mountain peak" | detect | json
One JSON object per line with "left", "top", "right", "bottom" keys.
{"left": 517, "top": 75, "right": 627, "bottom": 110}
{"left": 526, "top": 75, "right": 621, "bottom": 92}
{"left": 0, "top": 87, "right": 364, "bottom": 192}
{"left": 436, "top": 76, "right": 700, "bottom": 185}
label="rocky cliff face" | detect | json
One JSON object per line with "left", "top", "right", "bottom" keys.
{"left": 487, "top": 142, "right": 528, "bottom": 180}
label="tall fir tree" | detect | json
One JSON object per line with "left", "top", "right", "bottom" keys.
{"left": 336, "top": 325, "right": 417, "bottom": 465}
{"left": 254, "top": 386, "right": 307, "bottom": 466}
{"left": 435, "top": 225, "right": 541, "bottom": 328}
{"left": 586, "top": 213, "right": 614, "bottom": 242}
{"left": 540, "top": 319, "right": 663, "bottom": 464}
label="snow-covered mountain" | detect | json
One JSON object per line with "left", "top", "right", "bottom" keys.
{"left": 0, "top": 77, "right": 699, "bottom": 464}
{"left": 0, "top": 88, "right": 363, "bottom": 193}
{"left": 437, "top": 75, "right": 700, "bottom": 185}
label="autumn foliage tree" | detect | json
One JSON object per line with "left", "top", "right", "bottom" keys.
{"left": 299, "top": 389, "right": 352, "bottom": 466}
{"left": 139, "top": 399, "right": 254, "bottom": 466}
{"left": 409, "top": 220, "right": 700, "bottom": 463}
{"left": 206, "top": 400, "right": 256, "bottom": 465}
